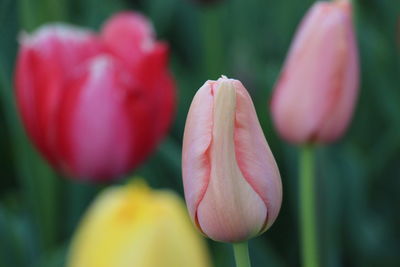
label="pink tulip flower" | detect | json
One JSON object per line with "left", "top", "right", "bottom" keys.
{"left": 270, "top": 0, "right": 359, "bottom": 144}
{"left": 15, "top": 12, "right": 175, "bottom": 181}
{"left": 182, "top": 76, "right": 282, "bottom": 242}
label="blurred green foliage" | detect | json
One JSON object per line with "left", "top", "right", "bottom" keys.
{"left": 0, "top": 0, "right": 399, "bottom": 266}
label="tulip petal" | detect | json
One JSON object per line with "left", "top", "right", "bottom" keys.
{"left": 315, "top": 2, "right": 359, "bottom": 141}
{"left": 196, "top": 79, "right": 267, "bottom": 242}
{"left": 56, "top": 55, "right": 137, "bottom": 180}
{"left": 132, "top": 43, "right": 176, "bottom": 152}
{"left": 183, "top": 77, "right": 282, "bottom": 242}
{"left": 15, "top": 14, "right": 176, "bottom": 181}
{"left": 15, "top": 24, "right": 102, "bottom": 162}
{"left": 234, "top": 80, "right": 282, "bottom": 230}
{"left": 101, "top": 12, "right": 155, "bottom": 67}
{"left": 182, "top": 81, "right": 214, "bottom": 221}
{"left": 68, "top": 181, "right": 211, "bottom": 267}
{"left": 271, "top": 1, "right": 358, "bottom": 143}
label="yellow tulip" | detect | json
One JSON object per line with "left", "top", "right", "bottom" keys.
{"left": 67, "top": 180, "right": 212, "bottom": 267}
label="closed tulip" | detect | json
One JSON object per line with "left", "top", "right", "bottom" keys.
{"left": 270, "top": 0, "right": 359, "bottom": 144}
{"left": 67, "top": 180, "right": 211, "bottom": 267}
{"left": 15, "top": 12, "right": 175, "bottom": 181}
{"left": 182, "top": 76, "right": 282, "bottom": 243}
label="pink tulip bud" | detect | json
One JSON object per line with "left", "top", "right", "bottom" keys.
{"left": 182, "top": 76, "right": 282, "bottom": 242}
{"left": 15, "top": 12, "right": 175, "bottom": 181}
{"left": 270, "top": 0, "right": 359, "bottom": 144}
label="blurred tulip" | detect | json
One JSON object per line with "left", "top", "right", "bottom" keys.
{"left": 15, "top": 12, "right": 175, "bottom": 181}
{"left": 182, "top": 76, "right": 282, "bottom": 242}
{"left": 270, "top": 0, "right": 359, "bottom": 144}
{"left": 67, "top": 180, "right": 211, "bottom": 267}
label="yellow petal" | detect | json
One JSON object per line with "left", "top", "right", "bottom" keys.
{"left": 67, "top": 179, "right": 212, "bottom": 267}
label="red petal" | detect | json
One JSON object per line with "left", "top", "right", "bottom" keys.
{"left": 15, "top": 25, "right": 102, "bottom": 163}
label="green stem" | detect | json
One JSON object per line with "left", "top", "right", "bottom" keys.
{"left": 233, "top": 242, "right": 251, "bottom": 267}
{"left": 299, "top": 146, "right": 319, "bottom": 267}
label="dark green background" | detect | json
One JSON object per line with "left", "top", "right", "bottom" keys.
{"left": 0, "top": 0, "right": 399, "bottom": 266}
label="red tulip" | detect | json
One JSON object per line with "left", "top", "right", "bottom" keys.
{"left": 270, "top": 0, "right": 359, "bottom": 144}
{"left": 15, "top": 12, "right": 175, "bottom": 181}
{"left": 182, "top": 77, "right": 282, "bottom": 242}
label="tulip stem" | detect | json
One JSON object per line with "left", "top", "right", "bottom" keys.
{"left": 299, "top": 145, "right": 319, "bottom": 267}
{"left": 233, "top": 242, "right": 251, "bottom": 267}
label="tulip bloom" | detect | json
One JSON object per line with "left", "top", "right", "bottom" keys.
{"left": 15, "top": 12, "right": 175, "bottom": 181}
{"left": 67, "top": 180, "right": 211, "bottom": 267}
{"left": 182, "top": 76, "right": 282, "bottom": 243}
{"left": 270, "top": 0, "right": 359, "bottom": 144}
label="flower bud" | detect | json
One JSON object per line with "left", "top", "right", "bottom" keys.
{"left": 15, "top": 12, "right": 175, "bottom": 181}
{"left": 270, "top": 0, "right": 359, "bottom": 144}
{"left": 182, "top": 76, "right": 282, "bottom": 242}
{"left": 67, "top": 180, "right": 211, "bottom": 267}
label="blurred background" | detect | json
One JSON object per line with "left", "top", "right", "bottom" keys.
{"left": 0, "top": 0, "right": 399, "bottom": 266}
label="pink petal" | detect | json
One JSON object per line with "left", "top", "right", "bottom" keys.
{"left": 315, "top": 2, "right": 359, "bottom": 142}
{"left": 271, "top": 1, "right": 358, "bottom": 143}
{"left": 56, "top": 55, "right": 135, "bottom": 180}
{"left": 183, "top": 77, "right": 282, "bottom": 242}
{"left": 182, "top": 81, "right": 214, "bottom": 221}
{"left": 101, "top": 12, "right": 155, "bottom": 67}
{"left": 234, "top": 80, "right": 282, "bottom": 230}
{"left": 196, "top": 78, "right": 268, "bottom": 242}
